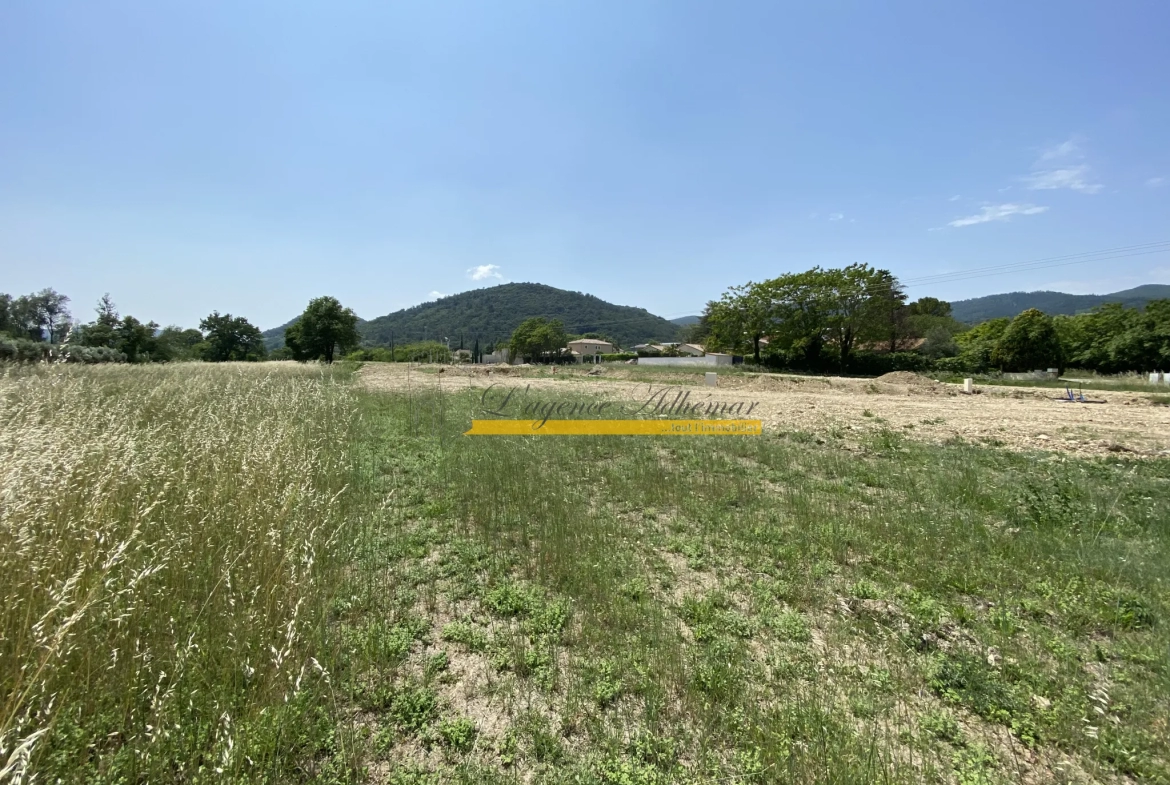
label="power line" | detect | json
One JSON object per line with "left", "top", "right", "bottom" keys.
{"left": 901, "top": 241, "right": 1170, "bottom": 288}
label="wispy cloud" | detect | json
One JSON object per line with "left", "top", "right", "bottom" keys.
{"left": 829, "top": 212, "right": 844, "bottom": 221}
{"left": 1147, "top": 176, "right": 1165, "bottom": 188}
{"left": 948, "top": 194, "right": 961, "bottom": 201}
{"left": 1037, "top": 138, "right": 1081, "bottom": 162}
{"left": 947, "top": 203, "right": 1048, "bottom": 228}
{"left": 1024, "top": 137, "right": 1102, "bottom": 194}
{"left": 467, "top": 264, "right": 503, "bottom": 281}
{"left": 1023, "top": 165, "right": 1103, "bottom": 193}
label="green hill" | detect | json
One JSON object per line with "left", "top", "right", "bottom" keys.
{"left": 950, "top": 284, "right": 1170, "bottom": 323}
{"left": 263, "top": 283, "right": 681, "bottom": 351}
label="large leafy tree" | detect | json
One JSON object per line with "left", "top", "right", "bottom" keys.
{"left": 991, "top": 309, "right": 1063, "bottom": 372}
{"left": 704, "top": 264, "right": 903, "bottom": 368}
{"left": 157, "top": 326, "right": 206, "bottom": 361}
{"left": 116, "top": 316, "right": 162, "bottom": 362}
{"left": 819, "top": 264, "right": 903, "bottom": 370}
{"left": 4, "top": 289, "right": 72, "bottom": 343}
{"left": 508, "top": 317, "right": 567, "bottom": 363}
{"left": 199, "top": 312, "right": 266, "bottom": 362}
{"left": 705, "top": 285, "right": 775, "bottom": 363}
{"left": 284, "top": 297, "right": 361, "bottom": 363}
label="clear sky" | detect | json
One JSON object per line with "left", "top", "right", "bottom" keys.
{"left": 2, "top": 1, "right": 1169, "bottom": 330}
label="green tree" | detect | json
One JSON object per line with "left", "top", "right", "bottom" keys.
{"left": 921, "top": 325, "right": 959, "bottom": 359}
{"left": 199, "top": 312, "right": 266, "bottom": 362}
{"left": 509, "top": 317, "right": 567, "bottom": 363}
{"left": 116, "top": 316, "right": 161, "bottom": 362}
{"left": 954, "top": 317, "right": 1009, "bottom": 372}
{"left": 284, "top": 297, "right": 361, "bottom": 363}
{"left": 907, "top": 297, "right": 952, "bottom": 318}
{"left": 76, "top": 294, "right": 121, "bottom": 349}
{"left": 705, "top": 285, "right": 776, "bottom": 364}
{"left": 991, "top": 309, "right": 1063, "bottom": 372}
{"left": 7, "top": 289, "right": 71, "bottom": 342}
{"left": 157, "top": 326, "right": 206, "bottom": 361}
{"left": 0, "top": 293, "right": 13, "bottom": 337}
{"left": 819, "top": 264, "right": 904, "bottom": 369}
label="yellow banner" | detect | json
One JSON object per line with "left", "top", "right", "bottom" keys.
{"left": 464, "top": 419, "right": 762, "bottom": 436}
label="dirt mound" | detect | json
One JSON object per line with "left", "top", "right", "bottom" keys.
{"left": 874, "top": 371, "right": 937, "bottom": 387}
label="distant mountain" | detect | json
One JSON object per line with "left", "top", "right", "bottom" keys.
{"left": 670, "top": 315, "right": 701, "bottom": 326}
{"left": 263, "top": 283, "right": 681, "bottom": 351}
{"left": 950, "top": 284, "right": 1170, "bottom": 323}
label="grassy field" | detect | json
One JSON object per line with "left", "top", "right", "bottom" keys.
{"left": 2, "top": 364, "right": 1167, "bottom": 783}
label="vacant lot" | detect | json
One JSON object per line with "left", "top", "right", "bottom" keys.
{"left": 2, "top": 362, "right": 1167, "bottom": 784}
{"left": 360, "top": 363, "right": 1170, "bottom": 456}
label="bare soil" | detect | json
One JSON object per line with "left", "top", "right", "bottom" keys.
{"left": 358, "top": 364, "right": 1170, "bottom": 457}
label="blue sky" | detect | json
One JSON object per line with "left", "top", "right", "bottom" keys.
{"left": 2, "top": 1, "right": 1169, "bottom": 330}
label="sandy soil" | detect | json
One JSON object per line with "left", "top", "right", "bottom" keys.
{"left": 358, "top": 364, "right": 1170, "bottom": 457}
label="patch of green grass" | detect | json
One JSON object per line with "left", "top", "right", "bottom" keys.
{"left": 437, "top": 716, "right": 477, "bottom": 752}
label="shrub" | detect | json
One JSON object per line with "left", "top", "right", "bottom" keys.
{"left": 0, "top": 337, "right": 52, "bottom": 363}
{"left": 57, "top": 344, "right": 127, "bottom": 364}
{"left": 847, "top": 351, "right": 931, "bottom": 376}
{"left": 601, "top": 353, "right": 637, "bottom": 362}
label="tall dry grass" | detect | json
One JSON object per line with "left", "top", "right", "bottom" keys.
{"left": 0, "top": 362, "right": 356, "bottom": 783}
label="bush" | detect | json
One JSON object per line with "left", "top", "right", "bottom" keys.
{"left": 932, "top": 356, "right": 975, "bottom": 375}
{"left": 847, "top": 351, "right": 931, "bottom": 376}
{"left": 601, "top": 353, "right": 637, "bottom": 362}
{"left": 0, "top": 337, "right": 53, "bottom": 362}
{"left": 57, "top": 344, "right": 127, "bottom": 364}
{"left": 345, "top": 347, "right": 396, "bottom": 362}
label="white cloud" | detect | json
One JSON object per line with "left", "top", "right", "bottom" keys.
{"left": 1147, "top": 176, "right": 1165, "bottom": 188}
{"left": 947, "top": 203, "right": 1049, "bottom": 228}
{"left": 428, "top": 291, "right": 448, "bottom": 300}
{"left": 1023, "top": 137, "right": 1102, "bottom": 194}
{"left": 829, "top": 212, "right": 844, "bottom": 221}
{"left": 1038, "top": 138, "right": 1081, "bottom": 162}
{"left": 948, "top": 194, "right": 961, "bottom": 201}
{"left": 1023, "top": 165, "right": 1103, "bottom": 193}
{"left": 467, "top": 264, "right": 503, "bottom": 281}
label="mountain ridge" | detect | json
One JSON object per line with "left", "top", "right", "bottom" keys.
{"left": 950, "top": 284, "right": 1170, "bottom": 323}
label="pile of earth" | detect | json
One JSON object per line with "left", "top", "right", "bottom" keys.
{"left": 873, "top": 371, "right": 938, "bottom": 387}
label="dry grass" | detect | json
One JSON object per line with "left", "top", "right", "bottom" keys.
{"left": 0, "top": 362, "right": 356, "bottom": 782}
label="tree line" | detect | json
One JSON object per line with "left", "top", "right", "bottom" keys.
{"left": 1, "top": 289, "right": 361, "bottom": 364}
{"left": 694, "top": 265, "right": 1170, "bottom": 375}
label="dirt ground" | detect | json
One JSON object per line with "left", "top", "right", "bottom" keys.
{"left": 358, "top": 363, "right": 1170, "bottom": 457}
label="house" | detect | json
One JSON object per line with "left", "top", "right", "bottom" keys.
{"left": 678, "top": 344, "right": 705, "bottom": 356}
{"left": 481, "top": 348, "right": 511, "bottom": 364}
{"left": 566, "top": 339, "right": 614, "bottom": 360}
{"left": 632, "top": 343, "right": 661, "bottom": 355}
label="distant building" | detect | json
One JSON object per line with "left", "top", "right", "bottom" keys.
{"left": 481, "top": 348, "right": 511, "bottom": 364}
{"left": 678, "top": 344, "right": 705, "bottom": 356}
{"left": 567, "top": 339, "right": 615, "bottom": 359}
